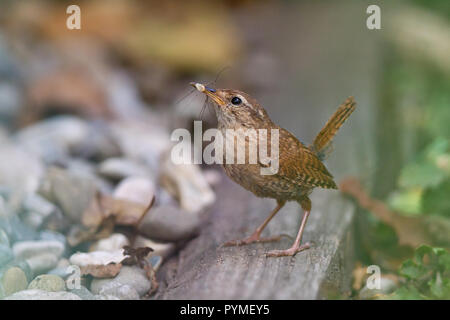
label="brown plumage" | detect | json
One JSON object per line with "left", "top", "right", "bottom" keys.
{"left": 191, "top": 82, "right": 356, "bottom": 257}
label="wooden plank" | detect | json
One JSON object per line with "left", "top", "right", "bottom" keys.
{"left": 156, "top": 175, "right": 355, "bottom": 299}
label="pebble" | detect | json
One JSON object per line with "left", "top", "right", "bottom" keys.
{"left": 96, "top": 282, "right": 140, "bottom": 300}
{"left": 1, "top": 267, "right": 28, "bottom": 297}
{"left": 0, "top": 244, "right": 13, "bottom": 266}
{"left": 38, "top": 167, "right": 97, "bottom": 223}
{"left": 12, "top": 240, "right": 65, "bottom": 260}
{"left": 28, "top": 274, "right": 66, "bottom": 292}
{"left": 113, "top": 176, "right": 155, "bottom": 207}
{"left": 21, "top": 193, "right": 60, "bottom": 229}
{"left": 0, "top": 143, "right": 44, "bottom": 194}
{"left": 98, "top": 158, "right": 152, "bottom": 181}
{"left": 69, "top": 285, "right": 95, "bottom": 300}
{"left": 4, "top": 289, "right": 81, "bottom": 300}
{"left": 90, "top": 233, "right": 130, "bottom": 252}
{"left": 0, "top": 215, "right": 39, "bottom": 242}
{"left": 159, "top": 153, "right": 215, "bottom": 213}
{"left": 14, "top": 116, "right": 91, "bottom": 164}
{"left": 90, "top": 266, "right": 151, "bottom": 297}
{"left": 69, "top": 249, "right": 126, "bottom": 267}
{"left": 26, "top": 253, "right": 60, "bottom": 276}
{"left": 138, "top": 205, "right": 200, "bottom": 242}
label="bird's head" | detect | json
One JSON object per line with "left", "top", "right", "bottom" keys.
{"left": 190, "top": 82, "right": 272, "bottom": 128}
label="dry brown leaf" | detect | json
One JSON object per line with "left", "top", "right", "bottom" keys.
{"left": 80, "top": 263, "right": 123, "bottom": 278}
{"left": 340, "top": 177, "right": 432, "bottom": 248}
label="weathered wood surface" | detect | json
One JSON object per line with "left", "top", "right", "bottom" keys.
{"left": 156, "top": 175, "right": 355, "bottom": 299}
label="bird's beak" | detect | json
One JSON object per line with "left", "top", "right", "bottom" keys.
{"left": 190, "top": 82, "right": 226, "bottom": 106}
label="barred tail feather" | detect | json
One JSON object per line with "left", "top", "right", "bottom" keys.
{"left": 312, "top": 96, "right": 356, "bottom": 160}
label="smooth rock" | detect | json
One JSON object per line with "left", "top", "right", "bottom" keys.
{"left": 0, "top": 143, "right": 44, "bottom": 194}
{"left": 94, "top": 293, "right": 120, "bottom": 300}
{"left": 39, "top": 230, "right": 67, "bottom": 247}
{"left": 0, "top": 244, "right": 13, "bottom": 266}
{"left": 1, "top": 267, "right": 28, "bottom": 297}
{"left": 26, "top": 253, "right": 60, "bottom": 276}
{"left": 0, "top": 227, "right": 9, "bottom": 246}
{"left": 113, "top": 176, "right": 155, "bottom": 207}
{"left": 21, "top": 193, "right": 60, "bottom": 229}
{"left": 0, "top": 214, "right": 39, "bottom": 242}
{"left": 70, "top": 285, "right": 95, "bottom": 300}
{"left": 110, "top": 121, "right": 170, "bottom": 173}
{"left": 90, "top": 266, "right": 150, "bottom": 297}
{"left": 38, "top": 167, "right": 97, "bottom": 223}
{"left": 4, "top": 289, "right": 81, "bottom": 300}
{"left": 98, "top": 158, "right": 152, "bottom": 181}
{"left": 70, "top": 249, "right": 126, "bottom": 268}
{"left": 90, "top": 234, "right": 130, "bottom": 252}
{"left": 14, "top": 116, "right": 90, "bottom": 163}
{"left": 12, "top": 240, "right": 64, "bottom": 260}
{"left": 28, "top": 274, "right": 66, "bottom": 292}
{"left": 97, "top": 282, "right": 140, "bottom": 300}
{"left": 0, "top": 260, "right": 33, "bottom": 282}
{"left": 159, "top": 153, "right": 215, "bottom": 213}
{"left": 138, "top": 205, "right": 200, "bottom": 242}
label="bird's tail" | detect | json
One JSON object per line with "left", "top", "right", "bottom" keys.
{"left": 312, "top": 96, "right": 356, "bottom": 160}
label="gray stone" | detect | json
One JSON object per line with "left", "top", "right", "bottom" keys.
{"left": 25, "top": 253, "right": 60, "bottom": 276}
{"left": 89, "top": 233, "right": 129, "bottom": 252}
{"left": 90, "top": 266, "right": 150, "bottom": 297}
{"left": 159, "top": 153, "right": 215, "bottom": 213}
{"left": 98, "top": 158, "right": 152, "bottom": 181}
{"left": 113, "top": 176, "right": 155, "bottom": 207}
{"left": 70, "top": 285, "right": 95, "bottom": 300}
{"left": 39, "top": 230, "right": 67, "bottom": 246}
{"left": 97, "top": 282, "right": 140, "bottom": 300}
{"left": 94, "top": 293, "right": 120, "bottom": 300}
{"left": 4, "top": 289, "right": 81, "bottom": 300}
{"left": 46, "top": 266, "right": 72, "bottom": 279}
{"left": 28, "top": 274, "right": 66, "bottom": 292}
{"left": 0, "top": 267, "right": 28, "bottom": 298}
{"left": 0, "top": 215, "right": 39, "bottom": 242}
{"left": 138, "top": 205, "right": 200, "bottom": 242}
{"left": 13, "top": 116, "right": 90, "bottom": 163}
{"left": 0, "top": 228, "right": 9, "bottom": 246}
{"left": 0, "top": 244, "right": 13, "bottom": 267}
{"left": 21, "top": 194, "right": 60, "bottom": 229}
{"left": 12, "top": 240, "right": 64, "bottom": 260}
{"left": 38, "top": 167, "right": 97, "bottom": 223}
{"left": 0, "top": 260, "right": 33, "bottom": 282}
{"left": 0, "top": 143, "right": 44, "bottom": 194}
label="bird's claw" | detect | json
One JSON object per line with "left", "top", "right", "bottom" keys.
{"left": 265, "top": 242, "right": 311, "bottom": 257}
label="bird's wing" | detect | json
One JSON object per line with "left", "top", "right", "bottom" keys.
{"left": 275, "top": 128, "right": 337, "bottom": 189}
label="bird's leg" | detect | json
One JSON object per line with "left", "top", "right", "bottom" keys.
{"left": 223, "top": 200, "right": 286, "bottom": 247}
{"left": 266, "top": 197, "right": 312, "bottom": 257}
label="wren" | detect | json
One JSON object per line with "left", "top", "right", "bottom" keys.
{"left": 191, "top": 82, "right": 356, "bottom": 257}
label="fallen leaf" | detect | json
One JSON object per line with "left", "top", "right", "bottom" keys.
{"left": 80, "top": 263, "right": 123, "bottom": 278}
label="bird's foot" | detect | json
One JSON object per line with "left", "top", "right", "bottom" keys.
{"left": 265, "top": 242, "right": 311, "bottom": 257}
{"left": 222, "top": 233, "right": 288, "bottom": 247}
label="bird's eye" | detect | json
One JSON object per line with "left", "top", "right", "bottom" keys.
{"left": 231, "top": 97, "right": 242, "bottom": 105}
